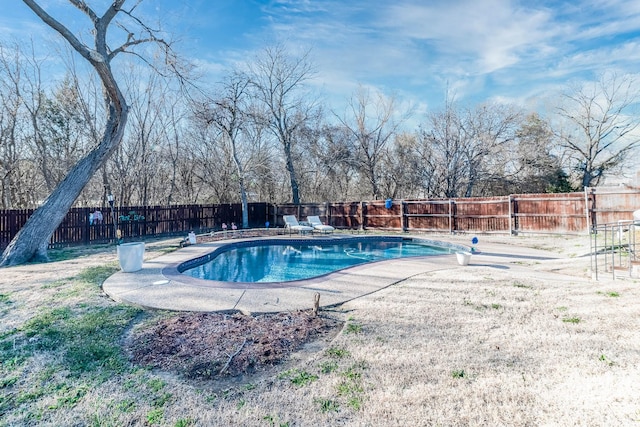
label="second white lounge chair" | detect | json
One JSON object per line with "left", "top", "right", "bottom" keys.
{"left": 283, "top": 215, "right": 314, "bottom": 234}
{"left": 307, "top": 215, "right": 335, "bottom": 233}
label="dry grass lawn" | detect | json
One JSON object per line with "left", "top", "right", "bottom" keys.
{"left": 1, "top": 235, "right": 639, "bottom": 426}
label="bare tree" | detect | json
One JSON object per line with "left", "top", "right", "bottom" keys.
{"left": 247, "top": 44, "right": 317, "bottom": 204}
{"left": 36, "top": 78, "right": 93, "bottom": 192}
{"left": 0, "top": 40, "right": 62, "bottom": 207}
{"left": 506, "top": 113, "right": 572, "bottom": 194}
{"left": 337, "top": 86, "right": 405, "bottom": 200}
{"left": 420, "top": 97, "right": 468, "bottom": 197}
{"left": 2, "top": 0, "right": 175, "bottom": 266}
{"left": 0, "top": 42, "right": 28, "bottom": 208}
{"left": 187, "top": 110, "right": 237, "bottom": 204}
{"left": 419, "top": 98, "right": 522, "bottom": 197}
{"left": 555, "top": 72, "right": 640, "bottom": 188}
{"left": 156, "top": 93, "right": 190, "bottom": 205}
{"left": 379, "top": 132, "right": 425, "bottom": 199}
{"left": 302, "top": 124, "right": 356, "bottom": 201}
{"left": 195, "top": 71, "right": 255, "bottom": 228}
{"left": 107, "top": 67, "right": 170, "bottom": 206}
{"left": 463, "top": 103, "right": 522, "bottom": 196}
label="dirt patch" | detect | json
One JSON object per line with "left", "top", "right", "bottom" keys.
{"left": 127, "top": 310, "right": 342, "bottom": 383}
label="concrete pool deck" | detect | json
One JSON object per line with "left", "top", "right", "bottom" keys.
{"left": 102, "top": 234, "right": 587, "bottom": 314}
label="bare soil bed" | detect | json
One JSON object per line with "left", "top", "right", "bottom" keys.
{"left": 127, "top": 310, "right": 342, "bottom": 382}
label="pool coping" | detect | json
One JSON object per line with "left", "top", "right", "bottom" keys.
{"left": 101, "top": 233, "right": 566, "bottom": 314}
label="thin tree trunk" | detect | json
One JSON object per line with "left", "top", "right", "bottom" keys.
{"left": 284, "top": 143, "right": 300, "bottom": 204}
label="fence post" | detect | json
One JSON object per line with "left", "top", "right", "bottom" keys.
{"left": 272, "top": 204, "right": 277, "bottom": 228}
{"left": 584, "top": 187, "right": 592, "bottom": 234}
{"left": 83, "top": 207, "right": 91, "bottom": 245}
{"left": 508, "top": 195, "right": 513, "bottom": 235}
{"left": 401, "top": 200, "right": 406, "bottom": 231}
{"left": 588, "top": 187, "right": 597, "bottom": 232}
{"left": 448, "top": 199, "right": 454, "bottom": 234}
{"left": 584, "top": 188, "right": 588, "bottom": 234}
{"left": 360, "top": 201, "right": 365, "bottom": 230}
{"left": 325, "top": 201, "right": 330, "bottom": 225}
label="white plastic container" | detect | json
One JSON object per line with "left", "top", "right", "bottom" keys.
{"left": 456, "top": 252, "right": 472, "bottom": 266}
{"left": 188, "top": 232, "right": 197, "bottom": 245}
{"left": 117, "top": 242, "right": 145, "bottom": 272}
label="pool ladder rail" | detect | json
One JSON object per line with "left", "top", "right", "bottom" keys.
{"left": 590, "top": 220, "right": 640, "bottom": 280}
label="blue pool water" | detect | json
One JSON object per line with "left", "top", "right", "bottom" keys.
{"left": 181, "top": 238, "right": 453, "bottom": 283}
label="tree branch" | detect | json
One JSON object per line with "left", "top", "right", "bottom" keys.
{"left": 219, "top": 338, "right": 247, "bottom": 375}
{"left": 22, "top": 0, "right": 97, "bottom": 64}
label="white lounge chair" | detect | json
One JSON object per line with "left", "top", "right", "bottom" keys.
{"left": 307, "top": 215, "right": 335, "bottom": 233}
{"left": 283, "top": 215, "right": 313, "bottom": 234}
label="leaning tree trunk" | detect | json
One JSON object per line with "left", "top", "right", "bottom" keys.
{"left": 1, "top": 0, "right": 130, "bottom": 266}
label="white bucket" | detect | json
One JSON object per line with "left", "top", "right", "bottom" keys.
{"left": 633, "top": 209, "right": 640, "bottom": 221}
{"left": 456, "top": 252, "right": 472, "bottom": 266}
{"left": 117, "top": 242, "right": 145, "bottom": 272}
{"left": 188, "top": 232, "right": 197, "bottom": 245}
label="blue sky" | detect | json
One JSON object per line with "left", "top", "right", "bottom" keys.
{"left": 3, "top": 0, "right": 640, "bottom": 117}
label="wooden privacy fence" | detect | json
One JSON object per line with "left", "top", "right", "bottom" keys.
{"left": 0, "top": 203, "right": 273, "bottom": 250}
{"left": 1, "top": 188, "right": 639, "bottom": 250}
{"left": 276, "top": 188, "right": 640, "bottom": 235}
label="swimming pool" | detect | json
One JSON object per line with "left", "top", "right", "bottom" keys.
{"left": 177, "top": 236, "right": 459, "bottom": 284}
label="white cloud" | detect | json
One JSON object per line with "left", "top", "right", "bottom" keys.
{"left": 558, "top": 0, "right": 640, "bottom": 41}
{"left": 551, "top": 41, "right": 640, "bottom": 79}
{"left": 379, "top": 0, "right": 556, "bottom": 74}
